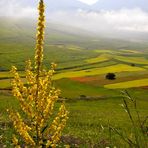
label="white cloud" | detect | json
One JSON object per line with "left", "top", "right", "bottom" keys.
{"left": 104, "top": 8, "right": 148, "bottom": 32}
{"left": 77, "top": 0, "right": 99, "bottom": 5}
{"left": 0, "top": 0, "right": 37, "bottom": 18}
{"left": 0, "top": 0, "right": 148, "bottom": 34}
{"left": 49, "top": 8, "right": 148, "bottom": 33}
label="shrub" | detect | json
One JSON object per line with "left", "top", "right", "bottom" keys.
{"left": 131, "top": 63, "right": 135, "bottom": 67}
{"left": 105, "top": 73, "right": 116, "bottom": 80}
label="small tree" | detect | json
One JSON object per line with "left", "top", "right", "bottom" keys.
{"left": 105, "top": 73, "right": 116, "bottom": 80}
{"left": 8, "top": 0, "right": 68, "bottom": 147}
{"left": 131, "top": 63, "right": 135, "bottom": 67}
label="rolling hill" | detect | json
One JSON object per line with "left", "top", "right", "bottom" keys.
{"left": 0, "top": 17, "right": 148, "bottom": 70}
{"left": 0, "top": 17, "right": 148, "bottom": 91}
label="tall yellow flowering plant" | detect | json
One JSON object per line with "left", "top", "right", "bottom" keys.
{"left": 8, "top": 0, "right": 68, "bottom": 147}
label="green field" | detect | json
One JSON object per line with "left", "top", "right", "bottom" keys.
{"left": 115, "top": 55, "right": 148, "bottom": 65}
{"left": 0, "top": 17, "right": 148, "bottom": 147}
{"left": 0, "top": 85, "right": 148, "bottom": 147}
{"left": 85, "top": 54, "right": 111, "bottom": 63}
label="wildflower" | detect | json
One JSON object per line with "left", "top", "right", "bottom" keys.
{"left": 9, "top": 0, "right": 68, "bottom": 147}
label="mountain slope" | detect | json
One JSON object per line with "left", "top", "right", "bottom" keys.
{"left": 0, "top": 17, "right": 148, "bottom": 48}
{"left": 0, "top": 17, "right": 148, "bottom": 71}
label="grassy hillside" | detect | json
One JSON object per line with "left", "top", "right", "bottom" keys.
{"left": 0, "top": 17, "right": 147, "bottom": 97}
{"left": 0, "top": 17, "right": 148, "bottom": 147}
{"left": 0, "top": 17, "right": 148, "bottom": 70}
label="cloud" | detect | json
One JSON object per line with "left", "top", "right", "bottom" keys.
{"left": 0, "top": 0, "right": 148, "bottom": 35}
{"left": 77, "top": 0, "right": 99, "bottom": 5}
{"left": 49, "top": 8, "right": 148, "bottom": 33}
{"left": 0, "top": 0, "right": 37, "bottom": 18}
{"left": 104, "top": 8, "right": 148, "bottom": 32}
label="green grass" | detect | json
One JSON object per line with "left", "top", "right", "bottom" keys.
{"left": 0, "top": 78, "right": 26, "bottom": 89}
{"left": 0, "top": 66, "right": 147, "bottom": 147}
{"left": 65, "top": 95, "right": 147, "bottom": 145}
{"left": 115, "top": 55, "right": 148, "bottom": 65}
{"left": 0, "top": 17, "right": 148, "bottom": 147}
{"left": 0, "top": 42, "right": 99, "bottom": 70}
{"left": 0, "top": 92, "right": 19, "bottom": 120}
{"left": 95, "top": 49, "right": 115, "bottom": 53}
{"left": 85, "top": 54, "right": 111, "bottom": 64}
{"left": 0, "top": 71, "right": 25, "bottom": 79}
{"left": 54, "top": 78, "right": 120, "bottom": 98}
{"left": 0, "top": 88, "right": 147, "bottom": 147}
{"left": 120, "top": 49, "right": 142, "bottom": 54}
{"left": 0, "top": 79, "right": 12, "bottom": 89}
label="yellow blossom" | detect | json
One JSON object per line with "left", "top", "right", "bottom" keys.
{"left": 9, "top": 0, "right": 68, "bottom": 147}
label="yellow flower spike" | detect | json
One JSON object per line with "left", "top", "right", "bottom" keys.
{"left": 35, "top": 0, "right": 45, "bottom": 72}
{"left": 9, "top": 0, "right": 68, "bottom": 147}
{"left": 9, "top": 111, "right": 35, "bottom": 146}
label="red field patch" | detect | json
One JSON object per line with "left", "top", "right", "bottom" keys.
{"left": 70, "top": 76, "right": 107, "bottom": 86}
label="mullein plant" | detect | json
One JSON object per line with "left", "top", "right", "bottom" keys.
{"left": 8, "top": 0, "right": 68, "bottom": 147}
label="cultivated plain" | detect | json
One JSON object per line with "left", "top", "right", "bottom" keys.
{"left": 0, "top": 18, "right": 148, "bottom": 147}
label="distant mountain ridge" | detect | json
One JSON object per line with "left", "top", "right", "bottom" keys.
{"left": 0, "top": 17, "right": 148, "bottom": 51}
{"left": 0, "top": 17, "right": 97, "bottom": 45}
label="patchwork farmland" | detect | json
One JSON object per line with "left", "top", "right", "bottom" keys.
{"left": 0, "top": 16, "right": 148, "bottom": 147}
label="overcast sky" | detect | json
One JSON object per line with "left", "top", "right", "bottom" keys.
{"left": 0, "top": 0, "right": 148, "bottom": 35}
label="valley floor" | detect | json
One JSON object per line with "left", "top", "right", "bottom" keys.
{"left": 0, "top": 42, "right": 148, "bottom": 147}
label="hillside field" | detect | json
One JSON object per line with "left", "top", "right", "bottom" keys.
{"left": 0, "top": 18, "right": 148, "bottom": 147}
{"left": 1, "top": 44, "right": 148, "bottom": 147}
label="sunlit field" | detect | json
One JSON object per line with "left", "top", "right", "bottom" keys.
{"left": 105, "top": 78, "right": 148, "bottom": 89}
{"left": 0, "top": 50, "right": 148, "bottom": 147}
